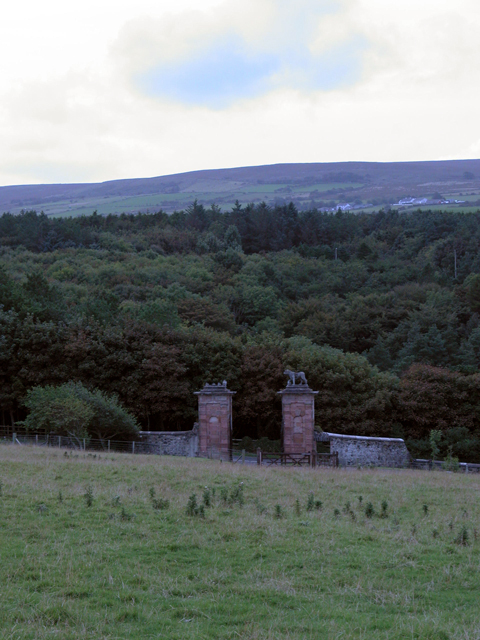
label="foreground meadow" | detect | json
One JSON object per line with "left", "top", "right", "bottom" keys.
{"left": 0, "top": 446, "right": 479, "bottom": 639}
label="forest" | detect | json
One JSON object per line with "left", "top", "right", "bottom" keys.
{"left": 2, "top": 202, "right": 480, "bottom": 460}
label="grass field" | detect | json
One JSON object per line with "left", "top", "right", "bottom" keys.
{"left": 1, "top": 446, "right": 479, "bottom": 639}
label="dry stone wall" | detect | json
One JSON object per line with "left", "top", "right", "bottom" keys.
{"left": 138, "top": 425, "right": 199, "bottom": 457}
{"left": 317, "top": 432, "right": 411, "bottom": 468}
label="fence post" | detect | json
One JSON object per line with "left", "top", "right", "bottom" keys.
{"left": 83, "top": 438, "right": 86, "bottom": 451}
{"left": 108, "top": 440, "right": 110, "bottom": 453}
{"left": 242, "top": 449, "right": 245, "bottom": 464}
{"left": 58, "top": 436, "right": 61, "bottom": 448}
{"left": 132, "top": 441, "right": 135, "bottom": 454}
{"left": 35, "top": 434, "right": 38, "bottom": 446}
{"left": 257, "top": 448, "right": 262, "bottom": 466}
{"left": 12, "top": 432, "right": 16, "bottom": 444}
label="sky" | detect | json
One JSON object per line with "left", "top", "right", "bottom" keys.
{"left": 1, "top": 0, "right": 480, "bottom": 185}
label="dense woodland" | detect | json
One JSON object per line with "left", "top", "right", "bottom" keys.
{"left": 3, "top": 203, "right": 480, "bottom": 459}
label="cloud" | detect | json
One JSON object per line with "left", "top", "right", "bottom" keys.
{"left": 139, "top": 37, "right": 280, "bottom": 107}
{"left": 137, "top": 34, "right": 365, "bottom": 107}
{"left": 116, "top": 0, "right": 364, "bottom": 107}
{"left": 1, "top": 0, "right": 480, "bottom": 187}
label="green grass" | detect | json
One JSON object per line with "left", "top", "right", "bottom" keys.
{"left": 1, "top": 446, "right": 480, "bottom": 639}
{"left": 23, "top": 183, "right": 366, "bottom": 218}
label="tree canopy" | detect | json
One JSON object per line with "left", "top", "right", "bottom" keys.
{"left": 3, "top": 204, "right": 480, "bottom": 458}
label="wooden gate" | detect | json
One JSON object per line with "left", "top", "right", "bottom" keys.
{"left": 256, "top": 450, "right": 338, "bottom": 468}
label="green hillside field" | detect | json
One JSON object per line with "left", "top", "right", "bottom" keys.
{"left": 1, "top": 445, "right": 479, "bottom": 639}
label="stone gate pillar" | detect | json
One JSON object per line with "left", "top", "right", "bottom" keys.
{"left": 195, "top": 382, "right": 235, "bottom": 459}
{"left": 279, "top": 372, "right": 318, "bottom": 454}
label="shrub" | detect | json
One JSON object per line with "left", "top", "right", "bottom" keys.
{"left": 443, "top": 448, "right": 460, "bottom": 472}
{"left": 23, "top": 382, "right": 139, "bottom": 442}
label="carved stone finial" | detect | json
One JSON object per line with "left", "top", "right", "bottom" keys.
{"left": 284, "top": 369, "right": 308, "bottom": 386}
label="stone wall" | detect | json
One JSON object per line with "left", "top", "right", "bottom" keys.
{"left": 138, "top": 424, "right": 199, "bottom": 457}
{"left": 317, "top": 432, "right": 411, "bottom": 468}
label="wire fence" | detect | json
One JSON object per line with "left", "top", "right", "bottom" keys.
{"left": 0, "top": 430, "right": 138, "bottom": 453}
{"left": 1, "top": 427, "right": 480, "bottom": 472}
{"left": 0, "top": 429, "right": 258, "bottom": 462}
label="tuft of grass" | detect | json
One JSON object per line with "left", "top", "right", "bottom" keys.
{"left": 84, "top": 486, "right": 93, "bottom": 508}
{"left": 295, "top": 499, "right": 301, "bottom": 516}
{"left": 58, "top": 490, "right": 63, "bottom": 503}
{"left": 365, "top": 502, "right": 375, "bottom": 518}
{"left": 220, "top": 486, "right": 228, "bottom": 504}
{"left": 120, "top": 507, "right": 133, "bottom": 521}
{"left": 229, "top": 483, "right": 244, "bottom": 507}
{"left": 151, "top": 497, "right": 169, "bottom": 510}
{"left": 381, "top": 500, "right": 388, "bottom": 518}
{"left": 423, "top": 504, "right": 429, "bottom": 516}
{"left": 254, "top": 498, "right": 267, "bottom": 515}
{"left": 455, "top": 526, "right": 469, "bottom": 546}
{"left": 186, "top": 493, "right": 198, "bottom": 517}
{"left": 274, "top": 504, "right": 283, "bottom": 519}
{"left": 306, "top": 493, "right": 315, "bottom": 512}
{"left": 202, "top": 487, "right": 211, "bottom": 507}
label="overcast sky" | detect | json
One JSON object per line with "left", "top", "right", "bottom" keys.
{"left": 1, "top": 0, "right": 479, "bottom": 186}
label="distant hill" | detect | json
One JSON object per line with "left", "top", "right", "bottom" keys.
{"left": 2, "top": 160, "right": 480, "bottom": 217}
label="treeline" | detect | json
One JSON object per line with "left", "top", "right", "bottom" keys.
{"left": 6, "top": 202, "right": 480, "bottom": 263}
{"left": 2, "top": 204, "right": 480, "bottom": 459}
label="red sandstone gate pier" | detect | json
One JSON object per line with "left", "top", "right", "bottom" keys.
{"left": 195, "top": 381, "right": 235, "bottom": 460}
